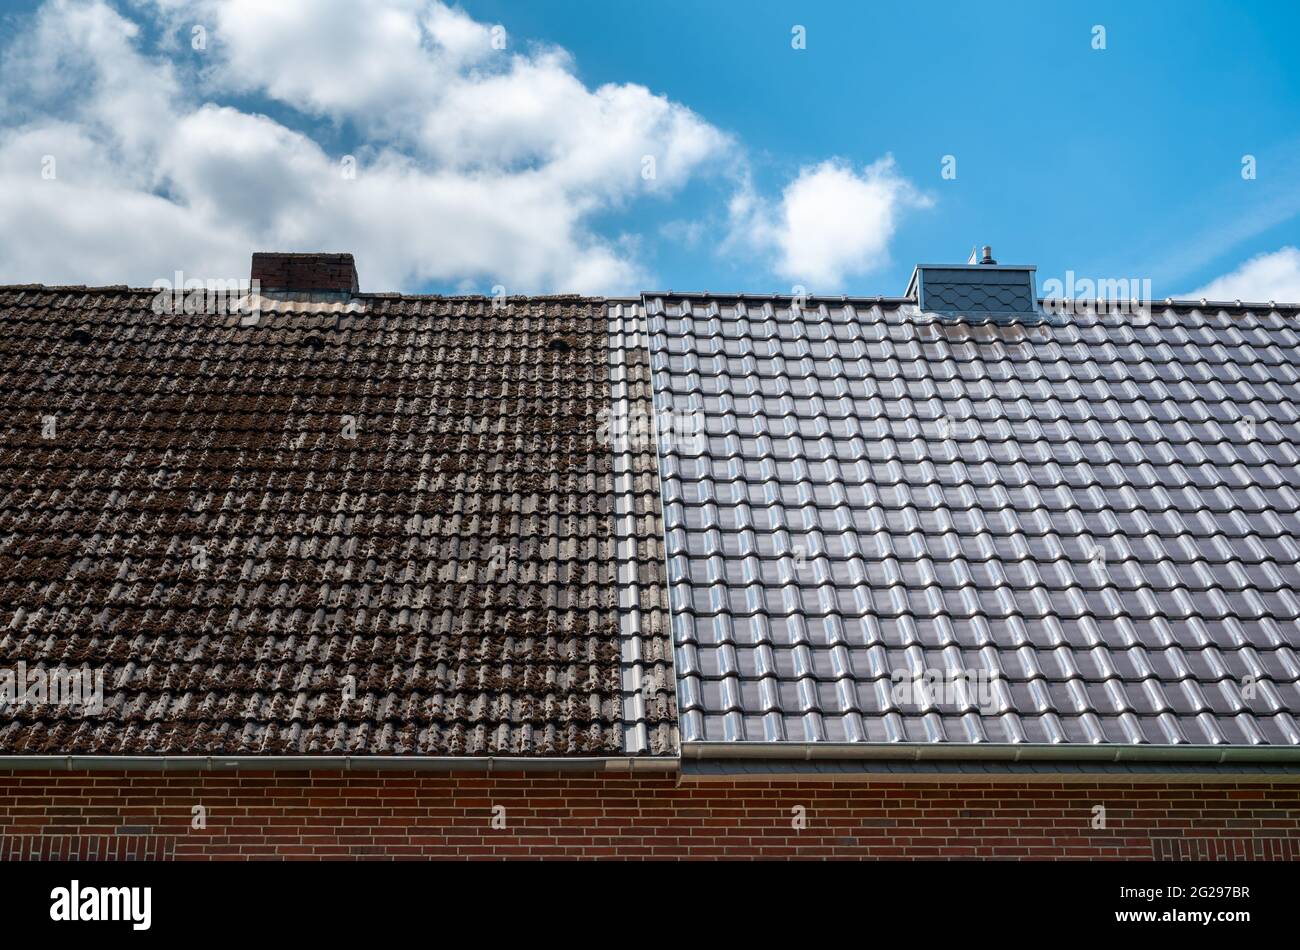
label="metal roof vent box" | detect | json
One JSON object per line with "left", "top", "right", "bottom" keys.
{"left": 906, "top": 245, "right": 1059, "bottom": 326}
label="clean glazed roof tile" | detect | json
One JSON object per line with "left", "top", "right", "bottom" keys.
{"left": 648, "top": 294, "right": 1300, "bottom": 748}
{"left": 0, "top": 287, "right": 673, "bottom": 756}
{"left": 606, "top": 300, "right": 675, "bottom": 755}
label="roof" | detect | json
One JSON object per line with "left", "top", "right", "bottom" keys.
{"left": 649, "top": 293, "right": 1300, "bottom": 749}
{"left": 4, "top": 273, "right": 1300, "bottom": 767}
{"left": 0, "top": 286, "right": 673, "bottom": 756}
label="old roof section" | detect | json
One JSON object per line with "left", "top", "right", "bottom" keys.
{"left": 0, "top": 285, "right": 674, "bottom": 756}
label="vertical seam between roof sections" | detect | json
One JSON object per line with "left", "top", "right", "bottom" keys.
{"left": 643, "top": 294, "right": 688, "bottom": 748}
{"left": 609, "top": 298, "right": 677, "bottom": 756}
{"left": 633, "top": 297, "right": 680, "bottom": 756}
{"left": 608, "top": 301, "right": 646, "bottom": 754}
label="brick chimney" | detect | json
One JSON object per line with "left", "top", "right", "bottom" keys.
{"left": 251, "top": 252, "right": 359, "bottom": 293}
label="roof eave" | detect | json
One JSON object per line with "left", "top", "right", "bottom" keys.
{"left": 682, "top": 741, "right": 1300, "bottom": 765}
{"left": 0, "top": 754, "right": 679, "bottom": 773}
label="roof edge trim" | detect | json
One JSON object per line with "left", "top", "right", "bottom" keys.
{"left": 0, "top": 755, "right": 680, "bottom": 774}
{"left": 682, "top": 742, "right": 1300, "bottom": 765}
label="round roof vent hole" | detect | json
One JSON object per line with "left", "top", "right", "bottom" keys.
{"left": 548, "top": 337, "right": 572, "bottom": 353}
{"left": 68, "top": 328, "right": 93, "bottom": 345}
{"left": 304, "top": 334, "right": 325, "bottom": 351}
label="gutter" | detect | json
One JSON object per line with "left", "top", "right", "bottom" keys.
{"left": 0, "top": 755, "right": 679, "bottom": 774}
{"left": 4, "top": 744, "right": 1297, "bottom": 772}
{"left": 682, "top": 741, "right": 1300, "bottom": 765}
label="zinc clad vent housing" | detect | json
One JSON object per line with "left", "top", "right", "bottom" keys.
{"left": 906, "top": 245, "right": 1055, "bottom": 325}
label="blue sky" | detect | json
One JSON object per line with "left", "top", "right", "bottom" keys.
{"left": 2, "top": 0, "right": 1299, "bottom": 299}
{"left": 474, "top": 0, "right": 1300, "bottom": 297}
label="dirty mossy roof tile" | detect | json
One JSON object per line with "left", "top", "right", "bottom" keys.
{"left": 0, "top": 288, "right": 671, "bottom": 756}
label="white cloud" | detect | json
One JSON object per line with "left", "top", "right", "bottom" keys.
{"left": 176, "top": 0, "right": 454, "bottom": 128}
{"left": 0, "top": 0, "right": 924, "bottom": 294}
{"left": 0, "top": 0, "right": 730, "bottom": 292}
{"left": 727, "top": 156, "right": 931, "bottom": 289}
{"left": 1, "top": 0, "right": 178, "bottom": 174}
{"left": 1187, "top": 247, "right": 1300, "bottom": 303}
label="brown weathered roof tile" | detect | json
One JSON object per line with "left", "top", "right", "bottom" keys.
{"left": 0, "top": 287, "right": 673, "bottom": 756}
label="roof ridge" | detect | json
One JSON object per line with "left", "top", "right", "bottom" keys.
{"left": 5, "top": 283, "right": 1300, "bottom": 311}
{"left": 0, "top": 282, "right": 611, "bottom": 301}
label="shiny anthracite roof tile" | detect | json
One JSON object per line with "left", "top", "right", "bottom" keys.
{"left": 649, "top": 295, "right": 1300, "bottom": 748}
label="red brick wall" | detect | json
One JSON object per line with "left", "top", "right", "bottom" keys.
{"left": 0, "top": 770, "right": 1296, "bottom": 860}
